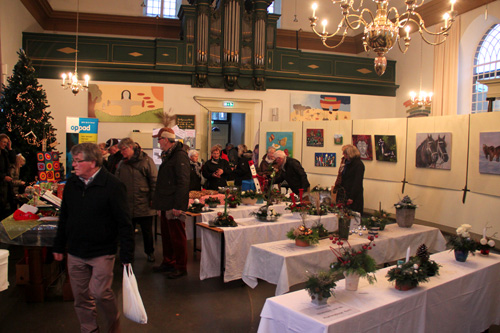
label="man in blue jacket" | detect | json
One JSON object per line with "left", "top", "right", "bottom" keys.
{"left": 53, "top": 142, "right": 134, "bottom": 333}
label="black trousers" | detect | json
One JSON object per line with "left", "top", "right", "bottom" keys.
{"left": 132, "top": 216, "right": 154, "bottom": 255}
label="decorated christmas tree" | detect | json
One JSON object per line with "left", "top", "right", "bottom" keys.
{"left": 0, "top": 49, "right": 57, "bottom": 182}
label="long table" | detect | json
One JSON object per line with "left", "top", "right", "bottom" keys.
{"left": 258, "top": 251, "right": 500, "bottom": 333}
{"left": 198, "top": 212, "right": 339, "bottom": 282}
{"left": 242, "top": 224, "right": 447, "bottom": 295}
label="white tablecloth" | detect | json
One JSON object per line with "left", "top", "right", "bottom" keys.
{"left": 199, "top": 212, "right": 339, "bottom": 282}
{"left": 243, "top": 224, "right": 447, "bottom": 295}
{"left": 197, "top": 203, "right": 288, "bottom": 223}
{"left": 258, "top": 251, "right": 500, "bottom": 333}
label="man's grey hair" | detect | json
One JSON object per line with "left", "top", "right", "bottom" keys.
{"left": 274, "top": 150, "right": 286, "bottom": 159}
{"left": 70, "top": 142, "right": 103, "bottom": 167}
{"left": 118, "top": 137, "right": 134, "bottom": 150}
{"left": 188, "top": 149, "right": 199, "bottom": 158}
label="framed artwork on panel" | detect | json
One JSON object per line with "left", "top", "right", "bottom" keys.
{"left": 415, "top": 133, "right": 451, "bottom": 170}
{"left": 352, "top": 135, "right": 373, "bottom": 161}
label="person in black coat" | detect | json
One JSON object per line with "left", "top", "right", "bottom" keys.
{"left": 202, "top": 145, "right": 231, "bottom": 190}
{"left": 339, "top": 144, "right": 365, "bottom": 214}
{"left": 0, "top": 134, "right": 16, "bottom": 219}
{"left": 233, "top": 144, "right": 253, "bottom": 186}
{"left": 188, "top": 149, "right": 202, "bottom": 191}
{"left": 151, "top": 128, "right": 190, "bottom": 279}
{"left": 53, "top": 142, "right": 134, "bottom": 333}
{"left": 105, "top": 138, "right": 122, "bottom": 174}
{"left": 273, "top": 150, "right": 310, "bottom": 195}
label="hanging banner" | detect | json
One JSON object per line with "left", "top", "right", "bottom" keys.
{"left": 66, "top": 117, "right": 99, "bottom": 177}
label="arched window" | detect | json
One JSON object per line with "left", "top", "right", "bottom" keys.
{"left": 472, "top": 24, "right": 500, "bottom": 113}
{"left": 144, "top": 0, "right": 178, "bottom": 19}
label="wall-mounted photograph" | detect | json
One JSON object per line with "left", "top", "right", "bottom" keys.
{"left": 374, "top": 135, "right": 397, "bottom": 162}
{"left": 334, "top": 134, "right": 343, "bottom": 145}
{"left": 290, "top": 93, "right": 351, "bottom": 121}
{"left": 306, "top": 129, "right": 324, "bottom": 147}
{"left": 266, "top": 132, "right": 294, "bottom": 157}
{"left": 314, "top": 153, "right": 336, "bottom": 167}
{"left": 352, "top": 135, "right": 373, "bottom": 161}
{"left": 416, "top": 133, "right": 452, "bottom": 170}
{"left": 480, "top": 132, "right": 500, "bottom": 175}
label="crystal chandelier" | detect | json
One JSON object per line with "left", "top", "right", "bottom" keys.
{"left": 309, "top": 0, "right": 457, "bottom": 76}
{"left": 61, "top": 0, "right": 90, "bottom": 95}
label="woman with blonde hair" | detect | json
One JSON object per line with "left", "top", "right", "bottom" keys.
{"left": 338, "top": 144, "right": 364, "bottom": 214}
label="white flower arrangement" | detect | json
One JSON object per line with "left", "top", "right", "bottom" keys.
{"left": 456, "top": 224, "right": 472, "bottom": 238}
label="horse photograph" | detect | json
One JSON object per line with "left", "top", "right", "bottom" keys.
{"left": 415, "top": 133, "right": 452, "bottom": 170}
{"left": 375, "top": 135, "right": 397, "bottom": 162}
{"left": 479, "top": 132, "right": 500, "bottom": 175}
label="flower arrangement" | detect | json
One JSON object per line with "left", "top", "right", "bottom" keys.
{"left": 188, "top": 199, "right": 205, "bottom": 213}
{"left": 447, "top": 224, "right": 477, "bottom": 254}
{"left": 305, "top": 270, "right": 337, "bottom": 305}
{"left": 478, "top": 224, "right": 497, "bottom": 255}
{"left": 415, "top": 244, "right": 441, "bottom": 277}
{"left": 311, "top": 185, "right": 330, "bottom": 192}
{"left": 309, "top": 204, "right": 329, "bottom": 216}
{"left": 210, "top": 190, "right": 237, "bottom": 227}
{"left": 394, "top": 195, "right": 417, "bottom": 209}
{"left": 204, "top": 196, "right": 221, "bottom": 207}
{"left": 386, "top": 260, "right": 429, "bottom": 290}
{"left": 250, "top": 205, "right": 281, "bottom": 222}
{"left": 333, "top": 199, "right": 354, "bottom": 220}
{"left": 240, "top": 190, "right": 262, "bottom": 199}
{"left": 286, "top": 202, "right": 310, "bottom": 214}
{"left": 286, "top": 224, "right": 320, "bottom": 245}
{"left": 372, "top": 208, "right": 391, "bottom": 230}
{"left": 226, "top": 194, "right": 241, "bottom": 207}
{"left": 311, "top": 221, "right": 329, "bottom": 238}
{"left": 362, "top": 212, "right": 389, "bottom": 231}
{"left": 329, "top": 236, "right": 377, "bottom": 284}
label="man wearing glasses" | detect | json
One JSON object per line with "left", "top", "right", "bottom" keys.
{"left": 53, "top": 142, "right": 134, "bottom": 332}
{"left": 151, "top": 127, "right": 190, "bottom": 279}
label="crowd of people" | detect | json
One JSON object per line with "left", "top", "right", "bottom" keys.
{"left": 1, "top": 128, "right": 365, "bottom": 332}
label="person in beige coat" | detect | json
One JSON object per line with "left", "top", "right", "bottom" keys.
{"left": 116, "top": 138, "right": 158, "bottom": 262}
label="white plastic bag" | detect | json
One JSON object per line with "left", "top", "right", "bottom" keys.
{"left": 122, "top": 264, "right": 148, "bottom": 324}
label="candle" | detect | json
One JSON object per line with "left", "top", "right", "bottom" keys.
{"left": 450, "top": 0, "right": 455, "bottom": 12}
{"left": 312, "top": 3, "right": 317, "bottom": 18}
{"left": 405, "top": 25, "right": 410, "bottom": 38}
{"left": 405, "top": 246, "right": 410, "bottom": 262}
{"left": 322, "top": 20, "right": 327, "bottom": 35}
{"left": 443, "top": 13, "right": 450, "bottom": 28}
{"left": 483, "top": 227, "right": 486, "bottom": 239}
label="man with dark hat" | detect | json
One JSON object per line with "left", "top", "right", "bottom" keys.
{"left": 151, "top": 128, "right": 190, "bottom": 279}
{"left": 105, "top": 138, "right": 122, "bottom": 174}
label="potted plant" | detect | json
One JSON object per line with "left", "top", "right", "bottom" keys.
{"left": 333, "top": 199, "right": 354, "bottom": 240}
{"left": 305, "top": 270, "right": 337, "bottom": 305}
{"left": 447, "top": 224, "right": 477, "bottom": 262}
{"left": 361, "top": 215, "right": 382, "bottom": 236}
{"left": 329, "top": 236, "right": 377, "bottom": 291}
{"left": 372, "top": 208, "right": 391, "bottom": 231}
{"left": 415, "top": 244, "right": 441, "bottom": 277}
{"left": 204, "top": 196, "right": 220, "bottom": 208}
{"left": 311, "top": 221, "right": 329, "bottom": 238}
{"left": 210, "top": 190, "right": 237, "bottom": 227}
{"left": 478, "top": 224, "right": 497, "bottom": 255}
{"left": 188, "top": 199, "right": 205, "bottom": 213}
{"left": 286, "top": 224, "right": 320, "bottom": 247}
{"left": 386, "top": 260, "right": 429, "bottom": 291}
{"left": 226, "top": 194, "right": 241, "bottom": 208}
{"left": 394, "top": 195, "right": 417, "bottom": 228}
{"left": 250, "top": 205, "right": 281, "bottom": 222}
{"left": 240, "top": 190, "right": 262, "bottom": 205}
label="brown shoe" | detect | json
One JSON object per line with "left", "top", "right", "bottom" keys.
{"left": 166, "top": 270, "right": 187, "bottom": 279}
{"left": 153, "top": 263, "right": 175, "bottom": 273}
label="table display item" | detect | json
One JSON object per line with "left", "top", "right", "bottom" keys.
{"left": 287, "top": 224, "right": 319, "bottom": 246}
{"left": 478, "top": 224, "right": 496, "bottom": 256}
{"left": 415, "top": 244, "right": 441, "bottom": 277}
{"left": 188, "top": 199, "right": 205, "bottom": 213}
{"left": 210, "top": 190, "right": 237, "bottom": 227}
{"left": 386, "top": 259, "right": 429, "bottom": 291}
{"left": 446, "top": 224, "right": 477, "bottom": 262}
{"left": 204, "top": 197, "right": 220, "bottom": 208}
{"left": 330, "top": 236, "right": 377, "bottom": 290}
{"left": 250, "top": 205, "right": 281, "bottom": 222}
{"left": 240, "top": 190, "right": 262, "bottom": 205}
{"left": 305, "top": 270, "right": 336, "bottom": 305}
{"left": 394, "top": 196, "right": 417, "bottom": 228}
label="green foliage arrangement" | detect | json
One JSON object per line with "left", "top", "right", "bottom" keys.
{"left": 286, "top": 225, "right": 320, "bottom": 245}
{"left": 305, "top": 270, "right": 337, "bottom": 302}
{"left": 394, "top": 195, "right": 417, "bottom": 209}
{"left": 386, "top": 260, "right": 429, "bottom": 289}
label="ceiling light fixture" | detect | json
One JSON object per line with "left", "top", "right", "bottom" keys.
{"left": 310, "top": 0, "right": 458, "bottom": 76}
{"left": 61, "top": 0, "right": 89, "bottom": 95}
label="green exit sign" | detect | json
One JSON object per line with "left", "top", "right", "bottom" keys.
{"left": 223, "top": 101, "right": 234, "bottom": 107}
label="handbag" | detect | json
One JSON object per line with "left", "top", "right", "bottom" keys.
{"left": 122, "top": 264, "right": 148, "bottom": 324}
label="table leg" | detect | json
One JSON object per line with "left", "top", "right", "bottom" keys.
{"left": 25, "top": 247, "right": 44, "bottom": 302}
{"left": 220, "top": 233, "right": 225, "bottom": 278}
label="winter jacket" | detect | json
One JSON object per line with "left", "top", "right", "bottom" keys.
{"left": 274, "top": 157, "right": 310, "bottom": 195}
{"left": 115, "top": 147, "right": 157, "bottom": 218}
{"left": 340, "top": 157, "right": 365, "bottom": 214}
{"left": 233, "top": 151, "right": 253, "bottom": 186}
{"left": 53, "top": 168, "right": 134, "bottom": 263}
{"left": 202, "top": 158, "right": 231, "bottom": 190}
{"left": 152, "top": 142, "right": 190, "bottom": 211}
{"left": 189, "top": 160, "right": 202, "bottom": 191}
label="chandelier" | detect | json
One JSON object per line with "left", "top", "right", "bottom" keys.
{"left": 61, "top": 0, "right": 90, "bottom": 95}
{"left": 309, "top": 0, "right": 457, "bottom": 76}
